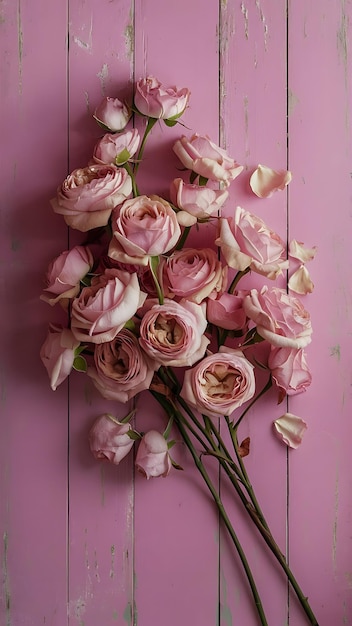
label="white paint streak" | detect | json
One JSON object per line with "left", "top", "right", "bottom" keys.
{"left": 97, "top": 63, "right": 109, "bottom": 96}
{"left": 241, "top": 2, "right": 249, "bottom": 39}
{"left": 73, "top": 14, "right": 93, "bottom": 54}
{"left": 255, "top": 0, "right": 268, "bottom": 50}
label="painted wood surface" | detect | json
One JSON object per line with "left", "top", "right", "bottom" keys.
{"left": 0, "top": 1, "right": 351, "bottom": 625}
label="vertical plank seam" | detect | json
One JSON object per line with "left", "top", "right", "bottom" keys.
{"left": 66, "top": 1, "right": 70, "bottom": 624}
{"left": 285, "top": 1, "right": 290, "bottom": 624}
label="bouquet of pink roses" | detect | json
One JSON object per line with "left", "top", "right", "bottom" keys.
{"left": 40, "top": 75, "right": 318, "bottom": 626}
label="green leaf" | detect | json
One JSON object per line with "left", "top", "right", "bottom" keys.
{"left": 163, "top": 118, "right": 178, "bottom": 127}
{"left": 73, "top": 355, "right": 87, "bottom": 373}
{"left": 127, "top": 430, "right": 142, "bottom": 441}
{"left": 170, "top": 459, "right": 184, "bottom": 471}
{"left": 198, "top": 175, "right": 208, "bottom": 186}
{"left": 115, "top": 148, "right": 131, "bottom": 165}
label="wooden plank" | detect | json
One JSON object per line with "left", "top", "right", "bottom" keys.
{"left": 66, "top": 1, "right": 136, "bottom": 624}
{"left": 0, "top": 0, "right": 69, "bottom": 624}
{"left": 132, "top": 1, "right": 221, "bottom": 624}
{"left": 288, "top": 1, "right": 352, "bottom": 623}
{"left": 219, "top": 1, "right": 290, "bottom": 624}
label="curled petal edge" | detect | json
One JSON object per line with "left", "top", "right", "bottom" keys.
{"left": 273, "top": 413, "right": 308, "bottom": 448}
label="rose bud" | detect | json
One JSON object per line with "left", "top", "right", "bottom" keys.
{"left": 93, "top": 97, "right": 131, "bottom": 131}
{"left": 135, "top": 430, "right": 171, "bottom": 479}
{"left": 134, "top": 75, "right": 190, "bottom": 120}
{"left": 89, "top": 414, "right": 134, "bottom": 464}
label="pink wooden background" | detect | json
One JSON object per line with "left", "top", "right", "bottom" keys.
{"left": 1, "top": 1, "right": 351, "bottom": 624}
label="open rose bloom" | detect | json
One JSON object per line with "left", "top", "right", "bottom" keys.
{"left": 42, "top": 74, "right": 315, "bottom": 486}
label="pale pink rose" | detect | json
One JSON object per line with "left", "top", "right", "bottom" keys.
{"left": 250, "top": 164, "right": 292, "bottom": 198}
{"left": 88, "top": 329, "right": 157, "bottom": 402}
{"left": 273, "top": 413, "right": 308, "bottom": 448}
{"left": 135, "top": 430, "right": 171, "bottom": 479}
{"left": 108, "top": 195, "right": 181, "bottom": 266}
{"left": 243, "top": 286, "right": 312, "bottom": 349}
{"left": 93, "top": 129, "right": 140, "bottom": 166}
{"left": 134, "top": 76, "right": 190, "bottom": 120}
{"left": 40, "top": 324, "right": 79, "bottom": 391}
{"left": 89, "top": 414, "right": 134, "bottom": 464}
{"left": 41, "top": 245, "right": 93, "bottom": 306}
{"left": 180, "top": 346, "right": 256, "bottom": 419}
{"left": 51, "top": 164, "right": 132, "bottom": 232}
{"left": 170, "top": 178, "right": 229, "bottom": 220}
{"left": 216, "top": 206, "right": 289, "bottom": 279}
{"left": 161, "top": 248, "right": 224, "bottom": 304}
{"left": 139, "top": 298, "right": 209, "bottom": 367}
{"left": 71, "top": 269, "right": 146, "bottom": 344}
{"left": 173, "top": 134, "right": 243, "bottom": 187}
{"left": 93, "top": 97, "right": 131, "bottom": 131}
{"left": 207, "top": 291, "right": 248, "bottom": 331}
{"left": 268, "top": 346, "right": 312, "bottom": 396}
{"left": 288, "top": 265, "right": 314, "bottom": 294}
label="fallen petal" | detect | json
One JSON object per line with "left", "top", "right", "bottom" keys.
{"left": 288, "top": 265, "right": 314, "bottom": 294}
{"left": 273, "top": 413, "right": 308, "bottom": 448}
{"left": 250, "top": 164, "right": 292, "bottom": 198}
{"left": 289, "top": 239, "right": 317, "bottom": 263}
{"left": 238, "top": 436, "right": 250, "bottom": 458}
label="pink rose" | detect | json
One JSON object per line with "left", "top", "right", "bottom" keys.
{"left": 173, "top": 134, "right": 243, "bottom": 187}
{"left": 243, "top": 286, "right": 312, "bottom": 349}
{"left": 108, "top": 195, "right": 181, "bottom": 266}
{"left": 40, "top": 324, "right": 79, "bottom": 390}
{"left": 93, "top": 129, "right": 140, "bottom": 166}
{"left": 161, "top": 247, "right": 225, "bottom": 304}
{"left": 170, "top": 178, "right": 229, "bottom": 220}
{"left": 139, "top": 298, "right": 209, "bottom": 367}
{"left": 216, "top": 207, "right": 289, "bottom": 279}
{"left": 268, "top": 346, "right": 312, "bottom": 396}
{"left": 180, "top": 346, "right": 256, "bottom": 419}
{"left": 93, "top": 97, "right": 131, "bottom": 131}
{"left": 71, "top": 269, "right": 146, "bottom": 344}
{"left": 134, "top": 76, "right": 190, "bottom": 120}
{"left": 135, "top": 430, "right": 171, "bottom": 479}
{"left": 89, "top": 414, "right": 134, "bottom": 464}
{"left": 51, "top": 164, "right": 132, "bottom": 232}
{"left": 88, "top": 329, "right": 157, "bottom": 402}
{"left": 207, "top": 291, "right": 248, "bottom": 331}
{"left": 41, "top": 245, "right": 93, "bottom": 306}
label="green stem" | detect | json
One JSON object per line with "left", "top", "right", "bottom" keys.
{"left": 175, "top": 225, "right": 191, "bottom": 250}
{"left": 228, "top": 267, "right": 250, "bottom": 294}
{"left": 149, "top": 256, "right": 164, "bottom": 304}
{"left": 124, "top": 161, "right": 139, "bottom": 197}
{"left": 134, "top": 117, "right": 158, "bottom": 176}
{"left": 152, "top": 378, "right": 320, "bottom": 625}
{"left": 151, "top": 391, "right": 269, "bottom": 626}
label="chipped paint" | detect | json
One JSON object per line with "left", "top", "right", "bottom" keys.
{"left": 288, "top": 89, "right": 299, "bottom": 115}
{"left": 220, "top": 569, "right": 233, "bottom": 626}
{"left": 241, "top": 2, "right": 249, "bottom": 39}
{"left": 110, "top": 544, "right": 116, "bottom": 579}
{"left": 255, "top": 0, "right": 268, "bottom": 50}
{"left": 73, "top": 14, "right": 93, "bottom": 53}
{"left": 3, "top": 531, "right": 11, "bottom": 626}
{"left": 97, "top": 63, "right": 109, "bottom": 96}
{"left": 330, "top": 345, "right": 341, "bottom": 360}
{"left": 17, "top": 0, "right": 23, "bottom": 94}
{"left": 332, "top": 463, "right": 339, "bottom": 573}
{"left": 337, "top": 0, "right": 350, "bottom": 130}
{"left": 123, "top": 602, "right": 133, "bottom": 625}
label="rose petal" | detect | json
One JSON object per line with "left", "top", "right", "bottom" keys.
{"left": 273, "top": 413, "right": 308, "bottom": 448}
{"left": 176, "top": 210, "right": 198, "bottom": 227}
{"left": 288, "top": 265, "right": 314, "bottom": 294}
{"left": 250, "top": 164, "right": 292, "bottom": 198}
{"left": 289, "top": 240, "right": 318, "bottom": 263}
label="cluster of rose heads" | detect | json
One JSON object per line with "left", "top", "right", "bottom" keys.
{"left": 41, "top": 75, "right": 316, "bottom": 477}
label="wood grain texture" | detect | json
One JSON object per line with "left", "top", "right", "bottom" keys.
{"left": 0, "top": 1, "right": 351, "bottom": 625}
